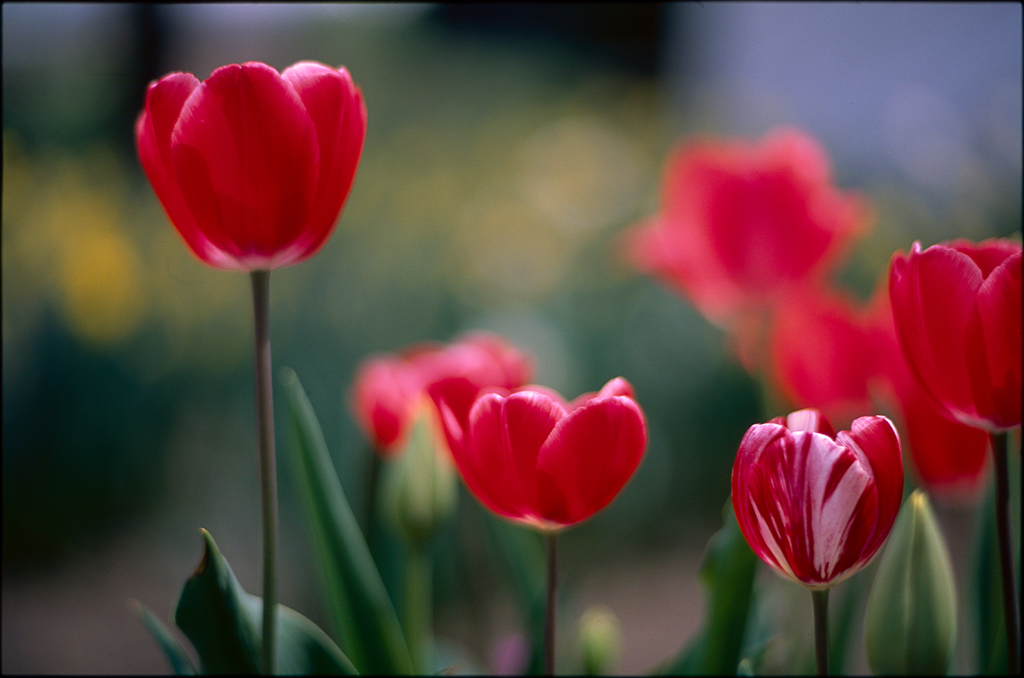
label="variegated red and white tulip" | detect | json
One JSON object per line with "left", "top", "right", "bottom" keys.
{"left": 732, "top": 409, "right": 904, "bottom": 589}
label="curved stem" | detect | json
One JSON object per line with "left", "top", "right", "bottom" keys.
{"left": 991, "top": 431, "right": 1020, "bottom": 674}
{"left": 252, "top": 270, "right": 278, "bottom": 674}
{"left": 812, "top": 588, "right": 829, "bottom": 676}
{"left": 545, "top": 530, "right": 559, "bottom": 676}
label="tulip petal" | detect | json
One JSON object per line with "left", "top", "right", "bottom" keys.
{"left": 350, "top": 356, "right": 421, "bottom": 453}
{"left": 136, "top": 73, "right": 213, "bottom": 263}
{"left": 456, "top": 392, "right": 561, "bottom": 523}
{"left": 969, "top": 251, "right": 1022, "bottom": 429}
{"left": 282, "top": 62, "right": 366, "bottom": 262}
{"left": 837, "top": 416, "right": 903, "bottom": 562}
{"left": 890, "top": 243, "right": 983, "bottom": 425}
{"left": 536, "top": 396, "right": 646, "bottom": 526}
{"left": 170, "top": 62, "right": 320, "bottom": 270}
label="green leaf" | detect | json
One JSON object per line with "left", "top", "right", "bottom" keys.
{"left": 658, "top": 501, "right": 758, "bottom": 675}
{"left": 174, "top": 529, "right": 357, "bottom": 675}
{"left": 282, "top": 368, "right": 414, "bottom": 675}
{"left": 130, "top": 599, "right": 196, "bottom": 675}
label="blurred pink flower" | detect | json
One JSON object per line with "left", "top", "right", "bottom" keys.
{"left": 625, "top": 127, "right": 869, "bottom": 366}
{"left": 350, "top": 332, "right": 532, "bottom": 456}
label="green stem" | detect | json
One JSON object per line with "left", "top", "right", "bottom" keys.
{"left": 991, "top": 431, "right": 1020, "bottom": 674}
{"left": 251, "top": 270, "right": 278, "bottom": 675}
{"left": 405, "top": 544, "right": 433, "bottom": 672}
{"left": 812, "top": 588, "right": 829, "bottom": 676}
{"left": 545, "top": 530, "right": 558, "bottom": 676}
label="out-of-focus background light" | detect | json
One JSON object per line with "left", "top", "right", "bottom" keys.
{"left": 3, "top": 3, "right": 1019, "bottom": 674}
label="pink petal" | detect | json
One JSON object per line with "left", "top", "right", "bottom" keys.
{"left": 969, "top": 251, "right": 1023, "bottom": 430}
{"left": 457, "top": 392, "right": 562, "bottom": 522}
{"left": 135, "top": 73, "right": 213, "bottom": 263}
{"left": 836, "top": 416, "right": 903, "bottom": 562}
{"left": 282, "top": 62, "right": 366, "bottom": 263}
{"left": 536, "top": 395, "right": 646, "bottom": 526}
{"left": 170, "top": 62, "right": 320, "bottom": 270}
{"left": 350, "top": 356, "right": 421, "bottom": 454}
{"left": 889, "top": 243, "right": 983, "bottom": 425}
{"left": 782, "top": 409, "right": 836, "bottom": 437}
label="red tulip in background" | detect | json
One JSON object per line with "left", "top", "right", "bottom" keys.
{"left": 136, "top": 61, "right": 366, "bottom": 271}
{"left": 625, "top": 127, "right": 869, "bottom": 365}
{"left": 732, "top": 409, "right": 903, "bottom": 589}
{"left": 767, "top": 288, "right": 875, "bottom": 429}
{"left": 889, "top": 239, "right": 1023, "bottom": 432}
{"left": 438, "top": 378, "right": 646, "bottom": 530}
{"left": 767, "top": 282, "right": 989, "bottom": 502}
{"left": 351, "top": 332, "right": 533, "bottom": 456}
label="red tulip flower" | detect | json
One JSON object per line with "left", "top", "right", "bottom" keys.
{"left": 350, "top": 332, "right": 533, "bottom": 456}
{"left": 136, "top": 61, "right": 366, "bottom": 271}
{"left": 889, "top": 239, "right": 1023, "bottom": 432}
{"left": 625, "top": 127, "right": 869, "bottom": 365}
{"left": 732, "top": 409, "right": 904, "bottom": 589}
{"left": 768, "top": 288, "right": 876, "bottom": 428}
{"left": 438, "top": 378, "right": 646, "bottom": 530}
{"left": 864, "top": 282, "right": 990, "bottom": 502}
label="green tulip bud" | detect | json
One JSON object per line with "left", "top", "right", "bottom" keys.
{"left": 381, "top": 397, "right": 457, "bottom": 546}
{"left": 578, "top": 605, "right": 622, "bottom": 675}
{"left": 865, "top": 489, "right": 957, "bottom": 675}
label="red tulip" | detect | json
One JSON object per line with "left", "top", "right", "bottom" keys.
{"left": 768, "top": 288, "right": 876, "bottom": 428}
{"left": 350, "top": 332, "right": 533, "bottom": 456}
{"left": 350, "top": 354, "right": 424, "bottom": 455}
{"left": 136, "top": 61, "right": 366, "bottom": 271}
{"left": 732, "top": 409, "right": 904, "bottom": 589}
{"left": 625, "top": 127, "right": 869, "bottom": 362}
{"left": 438, "top": 378, "right": 646, "bottom": 530}
{"left": 865, "top": 282, "right": 990, "bottom": 502}
{"left": 889, "top": 239, "right": 1023, "bottom": 432}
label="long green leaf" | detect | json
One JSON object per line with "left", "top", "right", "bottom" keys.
{"left": 658, "top": 502, "right": 758, "bottom": 675}
{"left": 283, "top": 368, "right": 414, "bottom": 675}
{"left": 131, "top": 599, "right": 197, "bottom": 675}
{"left": 174, "top": 529, "right": 357, "bottom": 675}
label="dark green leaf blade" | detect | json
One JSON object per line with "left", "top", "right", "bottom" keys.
{"left": 657, "top": 501, "right": 758, "bottom": 675}
{"left": 174, "top": 528, "right": 357, "bottom": 675}
{"left": 130, "top": 599, "right": 197, "bottom": 675}
{"left": 283, "top": 368, "right": 414, "bottom": 675}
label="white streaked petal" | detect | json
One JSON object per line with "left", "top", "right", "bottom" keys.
{"left": 807, "top": 444, "right": 870, "bottom": 579}
{"left": 752, "top": 500, "right": 797, "bottom": 581}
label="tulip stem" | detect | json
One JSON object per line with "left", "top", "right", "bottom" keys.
{"left": 405, "top": 544, "right": 433, "bottom": 672}
{"left": 545, "top": 530, "right": 559, "bottom": 676}
{"left": 991, "top": 431, "right": 1020, "bottom": 674}
{"left": 251, "top": 270, "right": 278, "bottom": 675}
{"left": 812, "top": 588, "right": 829, "bottom": 676}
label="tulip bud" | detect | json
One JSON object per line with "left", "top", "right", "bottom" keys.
{"left": 864, "top": 490, "right": 957, "bottom": 675}
{"left": 578, "top": 605, "right": 621, "bottom": 675}
{"left": 381, "top": 397, "right": 457, "bottom": 546}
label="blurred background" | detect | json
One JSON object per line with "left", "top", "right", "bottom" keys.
{"left": 2, "top": 2, "right": 1020, "bottom": 674}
